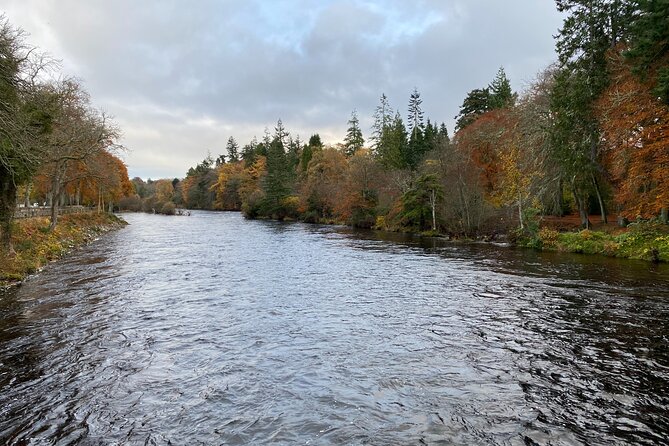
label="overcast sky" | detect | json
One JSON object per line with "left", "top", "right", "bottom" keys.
{"left": 2, "top": 1, "right": 564, "bottom": 179}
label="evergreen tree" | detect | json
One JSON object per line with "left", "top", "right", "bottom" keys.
{"left": 225, "top": 136, "right": 239, "bottom": 163}
{"left": 263, "top": 133, "right": 290, "bottom": 217}
{"left": 301, "top": 134, "right": 323, "bottom": 171}
{"left": 455, "top": 88, "right": 491, "bottom": 131}
{"left": 215, "top": 153, "right": 226, "bottom": 167}
{"left": 626, "top": 0, "right": 669, "bottom": 103}
{"left": 488, "top": 67, "right": 516, "bottom": 109}
{"left": 550, "top": 0, "right": 634, "bottom": 225}
{"left": 241, "top": 137, "right": 258, "bottom": 167}
{"left": 274, "top": 119, "right": 289, "bottom": 147}
{"left": 343, "top": 109, "right": 365, "bottom": 157}
{"left": 438, "top": 122, "right": 450, "bottom": 144}
{"left": 378, "top": 112, "right": 408, "bottom": 169}
{"left": 370, "top": 93, "right": 393, "bottom": 156}
{"left": 407, "top": 87, "right": 425, "bottom": 136}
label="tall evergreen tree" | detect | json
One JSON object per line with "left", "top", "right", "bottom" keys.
{"left": 370, "top": 93, "right": 393, "bottom": 156}
{"left": 263, "top": 127, "right": 290, "bottom": 217}
{"left": 343, "top": 109, "right": 365, "bottom": 157}
{"left": 626, "top": 0, "right": 669, "bottom": 103}
{"left": 488, "top": 67, "right": 516, "bottom": 109}
{"left": 378, "top": 112, "right": 408, "bottom": 169}
{"left": 407, "top": 88, "right": 427, "bottom": 169}
{"left": 225, "top": 136, "right": 239, "bottom": 163}
{"left": 407, "top": 87, "right": 425, "bottom": 136}
{"left": 455, "top": 88, "right": 491, "bottom": 131}
{"left": 550, "top": 0, "right": 634, "bottom": 225}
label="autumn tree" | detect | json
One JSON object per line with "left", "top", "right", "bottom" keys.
{"left": 625, "top": 0, "right": 669, "bottom": 104}
{"left": 596, "top": 50, "right": 669, "bottom": 220}
{"left": 37, "top": 79, "right": 120, "bottom": 229}
{"left": 300, "top": 147, "right": 347, "bottom": 221}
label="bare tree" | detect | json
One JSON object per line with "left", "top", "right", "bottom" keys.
{"left": 38, "top": 79, "right": 120, "bottom": 229}
{"left": 0, "top": 16, "right": 52, "bottom": 253}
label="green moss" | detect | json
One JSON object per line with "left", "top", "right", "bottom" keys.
{"left": 531, "top": 220, "right": 669, "bottom": 263}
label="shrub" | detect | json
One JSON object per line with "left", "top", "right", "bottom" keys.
{"left": 160, "top": 202, "right": 176, "bottom": 215}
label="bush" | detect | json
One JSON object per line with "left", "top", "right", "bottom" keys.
{"left": 160, "top": 202, "right": 176, "bottom": 215}
{"left": 118, "top": 195, "right": 142, "bottom": 212}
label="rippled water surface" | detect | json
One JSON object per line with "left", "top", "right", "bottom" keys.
{"left": 1, "top": 212, "right": 669, "bottom": 445}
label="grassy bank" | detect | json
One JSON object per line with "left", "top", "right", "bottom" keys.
{"left": 519, "top": 220, "right": 669, "bottom": 263}
{"left": 0, "top": 213, "right": 127, "bottom": 286}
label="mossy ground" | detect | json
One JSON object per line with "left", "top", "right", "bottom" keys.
{"left": 521, "top": 220, "right": 669, "bottom": 263}
{"left": 0, "top": 213, "right": 127, "bottom": 286}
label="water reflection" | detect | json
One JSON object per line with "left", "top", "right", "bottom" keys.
{"left": 1, "top": 211, "right": 668, "bottom": 445}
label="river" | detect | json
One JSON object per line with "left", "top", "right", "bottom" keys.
{"left": 1, "top": 211, "right": 668, "bottom": 445}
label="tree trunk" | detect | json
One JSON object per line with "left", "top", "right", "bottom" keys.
{"left": 591, "top": 173, "right": 607, "bottom": 223}
{"left": 571, "top": 181, "right": 590, "bottom": 229}
{"left": 24, "top": 182, "right": 32, "bottom": 208}
{"left": 518, "top": 191, "right": 524, "bottom": 230}
{"left": 49, "top": 176, "right": 62, "bottom": 231}
{"left": 661, "top": 207, "right": 668, "bottom": 224}
{"left": 430, "top": 189, "right": 437, "bottom": 231}
{"left": 0, "top": 175, "right": 18, "bottom": 255}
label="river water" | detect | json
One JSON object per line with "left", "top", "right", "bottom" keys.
{"left": 1, "top": 211, "right": 668, "bottom": 445}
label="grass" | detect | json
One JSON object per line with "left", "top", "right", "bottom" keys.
{"left": 0, "top": 213, "right": 127, "bottom": 287}
{"left": 524, "top": 219, "right": 669, "bottom": 262}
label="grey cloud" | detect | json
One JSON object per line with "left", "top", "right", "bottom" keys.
{"left": 3, "top": 0, "right": 563, "bottom": 178}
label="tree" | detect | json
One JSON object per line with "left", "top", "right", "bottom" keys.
{"left": 261, "top": 120, "right": 292, "bottom": 217}
{"left": 38, "top": 79, "right": 120, "bottom": 229}
{"left": 489, "top": 67, "right": 516, "bottom": 109}
{"left": 370, "top": 93, "right": 393, "bottom": 156}
{"left": 343, "top": 109, "right": 364, "bottom": 157}
{"left": 455, "top": 88, "right": 491, "bottom": 131}
{"left": 407, "top": 88, "right": 426, "bottom": 169}
{"left": 626, "top": 0, "right": 669, "bottom": 104}
{"left": 550, "top": 0, "right": 635, "bottom": 225}
{"left": 399, "top": 174, "right": 443, "bottom": 231}
{"left": 596, "top": 50, "right": 669, "bottom": 220}
{"left": 377, "top": 112, "right": 408, "bottom": 169}
{"left": 0, "top": 17, "right": 51, "bottom": 252}
{"left": 300, "top": 134, "right": 323, "bottom": 172}
{"left": 226, "top": 136, "right": 239, "bottom": 163}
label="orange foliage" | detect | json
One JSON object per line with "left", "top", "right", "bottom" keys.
{"left": 454, "top": 109, "right": 517, "bottom": 197}
{"left": 596, "top": 51, "right": 669, "bottom": 218}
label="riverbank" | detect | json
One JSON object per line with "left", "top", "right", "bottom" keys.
{"left": 0, "top": 213, "right": 127, "bottom": 287}
{"left": 517, "top": 219, "right": 669, "bottom": 263}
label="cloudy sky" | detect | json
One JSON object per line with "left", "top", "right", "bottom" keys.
{"left": 2, "top": 1, "right": 564, "bottom": 179}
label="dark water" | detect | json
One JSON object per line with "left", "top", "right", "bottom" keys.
{"left": 1, "top": 212, "right": 668, "bottom": 445}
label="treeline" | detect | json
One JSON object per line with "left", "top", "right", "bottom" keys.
{"left": 0, "top": 16, "right": 132, "bottom": 253}
{"left": 132, "top": 0, "right": 668, "bottom": 237}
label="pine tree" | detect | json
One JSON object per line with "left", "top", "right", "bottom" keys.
{"left": 343, "top": 109, "right": 365, "bottom": 157}
{"left": 626, "top": 0, "right": 669, "bottom": 103}
{"left": 370, "top": 93, "right": 393, "bottom": 156}
{"left": 225, "top": 136, "right": 239, "bottom": 163}
{"left": 455, "top": 88, "right": 491, "bottom": 131}
{"left": 489, "top": 67, "right": 515, "bottom": 109}
{"left": 407, "top": 87, "right": 425, "bottom": 136}
{"left": 378, "top": 112, "right": 408, "bottom": 169}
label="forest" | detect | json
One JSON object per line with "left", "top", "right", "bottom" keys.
{"left": 2, "top": 1, "right": 669, "bottom": 258}
{"left": 133, "top": 1, "right": 668, "bottom": 240}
